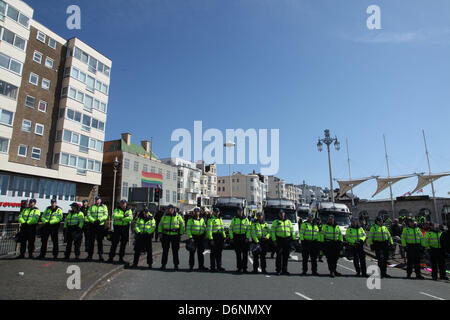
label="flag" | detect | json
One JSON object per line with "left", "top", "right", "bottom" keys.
{"left": 141, "top": 171, "right": 163, "bottom": 188}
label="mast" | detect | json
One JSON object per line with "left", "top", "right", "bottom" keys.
{"left": 346, "top": 138, "right": 355, "bottom": 208}
{"left": 422, "top": 130, "right": 439, "bottom": 224}
{"left": 383, "top": 135, "right": 395, "bottom": 218}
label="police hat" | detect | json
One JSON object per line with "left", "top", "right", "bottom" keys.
{"left": 167, "top": 204, "right": 174, "bottom": 209}
{"left": 29, "top": 199, "right": 37, "bottom": 204}
{"left": 328, "top": 214, "right": 335, "bottom": 219}
{"left": 120, "top": 199, "right": 127, "bottom": 205}
{"left": 193, "top": 207, "right": 201, "bottom": 212}
{"left": 279, "top": 210, "right": 285, "bottom": 215}
{"left": 70, "top": 202, "right": 79, "bottom": 207}
{"left": 82, "top": 199, "right": 88, "bottom": 204}
{"left": 308, "top": 212, "right": 314, "bottom": 218}
{"left": 51, "top": 198, "right": 57, "bottom": 204}
{"left": 95, "top": 196, "right": 101, "bottom": 201}
{"left": 375, "top": 216, "right": 383, "bottom": 222}
{"left": 256, "top": 212, "right": 264, "bottom": 217}
{"left": 213, "top": 207, "right": 220, "bottom": 213}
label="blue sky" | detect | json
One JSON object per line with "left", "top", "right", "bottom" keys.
{"left": 25, "top": 0, "right": 450, "bottom": 199}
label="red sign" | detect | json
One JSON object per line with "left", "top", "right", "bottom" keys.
{"left": 0, "top": 202, "right": 21, "bottom": 208}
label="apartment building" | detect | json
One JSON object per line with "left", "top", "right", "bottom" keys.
{"left": 100, "top": 133, "right": 178, "bottom": 208}
{"left": 196, "top": 160, "right": 217, "bottom": 207}
{"left": 0, "top": 0, "right": 112, "bottom": 223}
{"left": 160, "top": 157, "right": 201, "bottom": 212}
{"left": 217, "top": 172, "right": 266, "bottom": 211}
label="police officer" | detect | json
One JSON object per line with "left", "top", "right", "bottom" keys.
{"left": 346, "top": 217, "right": 367, "bottom": 277}
{"left": 86, "top": 196, "right": 108, "bottom": 261}
{"left": 369, "top": 216, "right": 393, "bottom": 278}
{"left": 424, "top": 223, "right": 449, "bottom": 281}
{"left": 207, "top": 207, "right": 226, "bottom": 272}
{"left": 402, "top": 218, "right": 424, "bottom": 279}
{"left": 64, "top": 202, "right": 84, "bottom": 260}
{"left": 229, "top": 206, "right": 250, "bottom": 273}
{"left": 108, "top": 200, "right": 132, "bottom": 263}
{"left": 321, "top": 215, "right": 343, "bottom": 278}
{"left": 132, "top": 207, "right": 156, "bottom": 268}
{"left": 38, "top": 199, "right": 63, "bottom": 259}
{"left": 17, "top": 199, "right": 41, "bottom": 259}
{"left": 80, "top": 200, "right": 90, "bottom": 252}
{"left": 187, "top": 207, "right": 208, "bottom": 272}
{"left": 299, "top": 213, "right": 320, "bottom": 276}
{"left": 248, "top": 212, "right": 270, "bottom": 274}
{"left": 271, "top": 210, "right": 296, "bottom": 275}
{"left": 158, "top": 204, "right": 185, "bottom": 271}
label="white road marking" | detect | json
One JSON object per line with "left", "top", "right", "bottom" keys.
{"left": 295, "top": 292, "right": 313, "bottom": 300}
{"left": 290, "top": 255, "right": 299, "bottom": 261}
{"left": 203, "top": 250, "right": 210, "bottom": 255}
{"left": 419, "top": 292, "right": 445, "bottom": 300}
{"left": 337, "top": 263, "right": 355, "bottom": 273}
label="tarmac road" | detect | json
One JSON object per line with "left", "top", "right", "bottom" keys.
{"left": 87, "top": 248, "right": 450, "bottom": 300}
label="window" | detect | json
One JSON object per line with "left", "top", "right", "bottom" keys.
{"left": 0, "top": 109, "right": 13, "bottom": 126}
{"left": 173, "top": 191, "right": 177, "bottom": 203}
{"left": 166, "top": 190, "right": 170, "bottom": 202}
{"left": 134, "top": 161, "right": 139, "bottom": 172}
{"left": 21, "top": 119, "right": 31, "bottom": 132}
{"left": 35, "top": 123, "right": 44, "bottom": 136}
{"left": 45, "top": 57, "right": 54, "bottom": 69}
{"left": 166, "top": 171, "right": 170, "bottom": 179}
{"left": 0, "top": 79, "right": 18, "bottom": 100}
{"left": 31, "top": 147, "right": 41, "bottom": 160}
{"left": 76, "top": 91, "right": 84, "bottom": 103}
{"left": 0, "top": 52, "right": 23, "bottom": 75}
{"left": 36, "top": 30, "right": 46, "bottom": 43}
{"left": 122, "top": 182, "right": 128, "bottom": 198}
{"left": 0, "top": 136, "right": 9, "bottom": 153}
{"left": 6, "top": 5, "right": 18, "bottom": 21}
{"left": 2, "top": 28, "right": 25, "bottom": 50}
{"left": 29, "top": 73, "right": 39, "bottom": 85}
{"left": 60, "top": 153, "right": 69, "bottom": 165}
{"left": 42, "top": 78, "right": 50, "bottom": 90}
{"left": 124, "top": 158, "right": 130, "bottom": 170}
{"left": 18, "top": 12, "right": 29, "bottom": 28}
{"left": 33, "top": 51, "right": 42, "bottom": 63}
{"left": 88, "top": 56, "right": 97, "bottom": 73}
{"left": 86, "top": 76, "right": 95, "bottom": 92}
{"left": 69, "top": 87, "right": 76, "bottom": 99}
{"left": 24, "top": 96, "right": 35, "bottom": 108}
{"left": 38, "top": 101, "right": 47, "bottom": 112}
{"left": 143, "top": 164, "right": 148, "bottom": 172}
{"left": 18, "top": 144, "right": 27, "bottom": 157}
{"left": 48, "top": 37, "right": 56, "bottom": 49}
{"left": 69, "top": 155, "right": 77, "bottom": 167}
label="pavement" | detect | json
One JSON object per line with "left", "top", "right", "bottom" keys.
{"left": 87, "top": 248, "right": 450, "bottom": 300}
{"left": 1, "top": 237, "right": 448, "bottom": 300}
{"left": 0, "top": 235, "right": 166, "bottom": 300}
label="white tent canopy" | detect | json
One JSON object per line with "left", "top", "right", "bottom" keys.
{"left": 410, "top": 172, "right": 450, "bottom": 195}
{"left": 337, "top": 177, "right": 373, "bottom": 198}
{"left": 371, "top": 174, "right": 417, "bottom": 198}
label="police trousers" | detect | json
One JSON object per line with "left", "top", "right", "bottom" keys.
{"left": 19, "top": 224, "right": 36, "bottom": 257}
{"left": 40, "top": 224, "right": 60, "bottom": 257}
{"left": 275, "top": 237, "right": 291, "bottom": 273}
{"left": 252, "top": 239, "right": 268, "bottom": 272}
{"left": 373, "top": 241, "right": 389, "bottom": 276}
{"left": 301, "top": 240, "right": 319, "bottom": 273}
{"left": 87, "top": 223, "right": 105, "bottom": 257}
{"left": 349, "top": 243, "right": 367, "bottom": 275}
{"left": 406, "top": 244, "right": 422, "bottom": 276}
{"left": 65, "top": 226, "right": 82, "bottom": 258}
{"left": 134, "top": 233, "right": 153, "bottom": 265}
{"left": 210, "top": 233, "right": 224, "bottom": 270}
{"left": 109, "top": 225, "right": 130, "bottom": 259}
{"left": 428, "top": 248, "right": 446, "bottom": 279}
{"left": 189, "top": 234, "right": 205, "bottom": 268}
{"left": 323, "top": 241, "right": 340, "bottom": 273}
{"left": 233, "top": 234, "right": 249, "bottom": 271}
{"left": 161, "top": 234, "right": 180, "bottom": 267}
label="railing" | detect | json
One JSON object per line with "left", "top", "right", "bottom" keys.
{"left": 0, "top": 223, "right": 19, "bottom": 256}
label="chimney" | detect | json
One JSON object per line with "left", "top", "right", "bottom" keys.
{"left": 121, "top": 133, "right": 131, "bottom": 146}
{"left": 141, "top": 140, "right": 150, "bottom": 153}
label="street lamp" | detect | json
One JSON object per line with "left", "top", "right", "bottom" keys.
{"left": 111, "top": 156, "right": 120, "bottom": 229}
{"left": 224, "top": 141, "right": 236, "bottom": 198}
{"left": 317, "top": 129, "right": 340, "bottom": 203}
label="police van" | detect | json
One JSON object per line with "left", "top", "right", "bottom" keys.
{"left": 310, "top": 201, "right": 351, "bottom": 236}
{"left": 263, "top": 199, "right": 299, "bottom": 241}
{"left": 297, "top": 204, "right": 310, "bottom": 223}
{"left": 214, "top": 197, "right": 248, "bottom": 247}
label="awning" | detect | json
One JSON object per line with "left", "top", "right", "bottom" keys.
{"left": 337, "top": 177, "right": 373, "bottom": 198}
{"left": 411, "top": 172, "right": 450, "bottom": 194}
{"left": 372, "top": 174, "right": 416, "bottom": 198}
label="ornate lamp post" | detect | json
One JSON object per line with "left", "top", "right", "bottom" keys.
{"left": 317, "top": 129, "right": 340, "bottom": 203}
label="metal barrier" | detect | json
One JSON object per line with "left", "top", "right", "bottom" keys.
{"left": 0, "top": 224, "right": 19, "bottom": 256}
